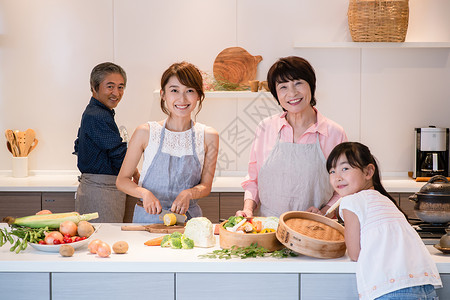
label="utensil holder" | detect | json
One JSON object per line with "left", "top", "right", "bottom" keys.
{"left": 12, "top": 157, "right": 28, "bottom": 178}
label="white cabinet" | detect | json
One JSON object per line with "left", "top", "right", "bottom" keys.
{"left": 301, "top": 273, "right": 358, "bottom": 299}
{"left": 176, "top": 273, "right": 299, "bottom": 300}
{"left": 51, "top": 272, "right": 174, "bottom": 299}
{"left": 0, "top": 272, "right": 50, "bottom": 300}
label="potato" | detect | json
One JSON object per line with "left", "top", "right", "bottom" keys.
{"left": 59, "top": 245, "right": 75, "bottom": 257}
{"left": 113, "top": 241, "right": 129, "bottom": 254}
{"left": 77, "top": 221, "right": 95, "bottom": 238}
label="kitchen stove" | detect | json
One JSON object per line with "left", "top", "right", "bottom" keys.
{"left": 408, "top": 218, "right": 448, "bottom": 245}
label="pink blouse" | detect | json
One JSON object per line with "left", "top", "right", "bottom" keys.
{"left": 241, "top": 108, "right": 348, "bottom": 207}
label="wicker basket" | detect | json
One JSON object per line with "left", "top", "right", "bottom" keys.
{"left": 348, "top": 0, "right": 409, "bottom": 42}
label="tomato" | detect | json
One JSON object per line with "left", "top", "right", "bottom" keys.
{"left": 53, "top": 239, "right": 62, "bottom": 245}
{"left": 74, "top": 237, "right": 82, "bottom": 242}
{"left": 38, "top": 240, "right": 45, "bottom": 245}
{"left": 63, "top": 237, "right": 73, "bottom": 243}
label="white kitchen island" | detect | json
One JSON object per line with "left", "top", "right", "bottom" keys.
{"left": 1, "top": 223, "right": 450, "bottom": 300}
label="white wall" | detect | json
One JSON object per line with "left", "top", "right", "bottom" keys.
{"left": 0, "top": 0, "right": 449, "bottom": 175}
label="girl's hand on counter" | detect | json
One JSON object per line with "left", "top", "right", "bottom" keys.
{"left": 171, "top": 189, "right": 192, "bottom": 215}
{"left": 142, "top": 191, "right": 162, "bottom": 214}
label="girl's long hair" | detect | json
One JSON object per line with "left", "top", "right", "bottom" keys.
{"left": 326, "top": 142, "right": 398, "bottom": 206}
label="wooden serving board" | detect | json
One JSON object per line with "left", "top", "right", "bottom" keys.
{"left": 213, "top": 47, "right": 262, "bottom": 86}
{"left": 121, "top": 224, "right": 185, "bottom": 234}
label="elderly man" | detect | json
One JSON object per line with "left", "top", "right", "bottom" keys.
{"left": 74, "top": 62, "right": 139, "bottom": 222}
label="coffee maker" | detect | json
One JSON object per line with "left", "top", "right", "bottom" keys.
{"left": 414, "top": 126, "right": 449, "bottom": 178}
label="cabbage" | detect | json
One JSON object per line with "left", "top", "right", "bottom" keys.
{"left": 183, "top": 217, "right": 215, "bottom": 248}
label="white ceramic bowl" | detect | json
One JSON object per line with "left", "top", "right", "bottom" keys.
{"left": 29, "top": 224, "right": 100, "bottom": 253}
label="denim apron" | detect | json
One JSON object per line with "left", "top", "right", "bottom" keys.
{"left": 257, "top": 133, "right": 334, "bottom": 217}
{"left": 132, "top": 121, "right": 202, "bottom": 223}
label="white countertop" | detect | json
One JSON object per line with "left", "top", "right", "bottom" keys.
{"left": 0, "top": 171, "right": 426, "bottom": 193}
{"left": 1, "top": 223, "right": 449, "bottom": 274}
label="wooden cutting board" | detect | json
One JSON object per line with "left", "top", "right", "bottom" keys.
{"left": 213, "top": 47, "right": 262, "bottom": 86}
{"left": 121, "top": 224, "right": 185, "bottom": 234}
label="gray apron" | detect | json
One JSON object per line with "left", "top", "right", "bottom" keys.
{"left": 258, "top": 132, "right": 334, "bottom": 217}
{"left": 75, "top": 173, "right": 126, "bottom": 223}
{"left": 132, "top": 121, "right": 202, "bottom": 223}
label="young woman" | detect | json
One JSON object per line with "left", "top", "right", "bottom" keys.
{"left": 327, "top": 142, "right": 442, "bottom": 300}
{"left": 116, "top": 62, "right": 219, "bottom": 223}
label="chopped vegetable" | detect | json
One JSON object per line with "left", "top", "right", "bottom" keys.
{"left": 170, "top": 238, "right": 182, "bottom": 249}
{"left": 144, "top": 235, "right": 165, "bottom": 246}
{"left": 223, "top": 216, "right": 279, "bottom": 234}
{"left": 160, "top": 235, "right": 172, "bottom": 247}
{"left": 181, "top": 236, "right": 194, "bottom": 249}
{"left": 252, "top": 220, "right": 263, "bottom": 232}
{"left": 163, "top": 213, "right": 177, "bottom": 226}
{"left": 223, "top": 216, "right": 244, "bottom": 228}
{"left": 159, "top": 232, "right": 195, "bottom": 249}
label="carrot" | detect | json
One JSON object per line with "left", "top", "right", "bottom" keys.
{"left": 144, "top": 235, "right": 165, "bottom": 246}
{"left": 254, "top": 220, "right": 262, "bottom": 233}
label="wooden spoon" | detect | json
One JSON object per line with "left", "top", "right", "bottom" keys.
{"left": 6, "top": 141, "right": 13, "bottom": 155}
{"left": 27, "top": 138, "right": 38, "bottom": 155}
{"left": 15, "top": 131, "right": 27, "bottom": 157}
{"left": 5, "top": 129, "right": 19, "bottom": 157}
{"left": 23, "top": 129, "right": 36, "bottom": 156}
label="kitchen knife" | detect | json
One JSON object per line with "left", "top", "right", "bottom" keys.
{"left": 159, "top": 209, "right": 187, "bottom": 225}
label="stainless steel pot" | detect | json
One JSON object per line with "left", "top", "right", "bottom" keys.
{"left": 409, "top": 175, "right": 450, "bottom": 224}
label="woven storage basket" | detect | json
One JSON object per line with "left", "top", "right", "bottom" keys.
{"left": 348, "top": 0, "right": 409, "bottom": 42}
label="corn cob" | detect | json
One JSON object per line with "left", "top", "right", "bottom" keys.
{"left": 6, "top": 212, "right": 99, "bottom": 229}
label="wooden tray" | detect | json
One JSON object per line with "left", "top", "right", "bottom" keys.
{"left": 121, "top": 224, "right": 185, "bottom": 234}
{"left": 218, "top": 221, "right": 283, "bottom": 252}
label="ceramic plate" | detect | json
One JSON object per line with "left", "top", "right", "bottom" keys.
{"left": 434, "top": 244, "right": 450, "bottom": 254}
{"left": 29, "top": 224, "right": 100, "bottom": 253}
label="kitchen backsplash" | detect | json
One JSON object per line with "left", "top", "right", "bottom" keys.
{"left": 1, "top": 0, "right": 449, "bottom": 174}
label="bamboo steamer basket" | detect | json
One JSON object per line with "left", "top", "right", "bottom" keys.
{"left": 348, "top": 0, "right": 409, "bottom": 42}
{"left": 219, "top": 220, "right": 283, "bottom": 252}
{"left": 276, "top": 211, "right": 346, "bottom": 259}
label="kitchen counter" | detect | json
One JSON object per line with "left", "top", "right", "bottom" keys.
{"left": 1, "top": 223, "right": 450, "bottom": 300}
{"left": 1, "top": 223, "right": 449, "bottom": 273}
{"left": 0, "top": 171, "right": 427, "bottom": 193}
{"left": 0, "top": 223, "right": 354, "bottom": 273}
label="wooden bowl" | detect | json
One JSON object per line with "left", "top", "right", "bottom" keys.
{"left": 276, "top": 211, "right": 346, "bottom": 259}
{"left": 218, "top": 220, "right": 283, "bottom": 252}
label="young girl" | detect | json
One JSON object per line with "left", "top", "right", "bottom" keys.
{"left": 116, "top": 62, "right": 219, "bottom": 223}
{"left": 327, "top": 142, "right": 442, "bottom": 300}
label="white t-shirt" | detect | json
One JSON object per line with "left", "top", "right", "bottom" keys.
{"left": 339, "top": 189, "right": 442, "bottom": 300}
{"left": 139, "top": 121, "right": 206, "bottom": 186}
